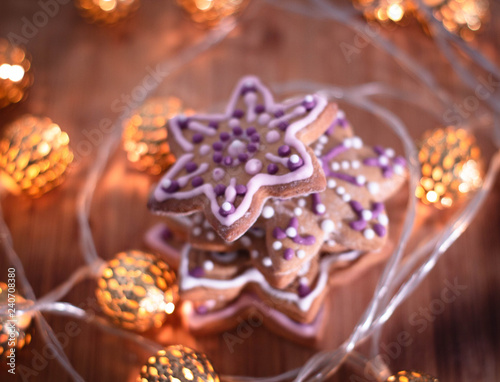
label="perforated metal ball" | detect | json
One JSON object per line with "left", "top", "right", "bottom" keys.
{"left": 176, "top": 0, "right": 249, "bottom": 28}
{"left": 75, "top": 0, "right": 140, "bottom": 24}
{"left": 0, "top": 39, "right": 32, "bottom": 109}
{"left": 96, "top": 250, "right": 178, "bottom": 332}
{"left": 0, "top": 115, "right": 73, "bottom": 197}
{"left": 0, "top": 282, "right": 33, "bottom": 360}
{"left": 386, "top": 370, "right": 439, "bottom": 382}
{"left": 415, "top": 126, "right": 482, "bottom": 208}
{"left": 139, "top": 345, "right": 219, "bottom": 382}
{"left": 122, "top": 97, "right": 186, "bottom": 175}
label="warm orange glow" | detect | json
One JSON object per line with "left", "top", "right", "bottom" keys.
{"left": 0, "top": 39, "right": 32, "bottom": 109}
{"left": 177, "top": 0, "right": 249, "bottom": 27}
{"left": 75, "top": 0, "right": 139, "bottom": 24}
{"left": 96, "top": 250, "right": 178, "bottom": 332}
{"left": 416, "top": 126, "right": 482, "bottom": 209}
{"left": 353, "top": 0, "right": 415, "bottom": 24}
{"left": 0, "top": 115, "right": 73, "bottom": 197}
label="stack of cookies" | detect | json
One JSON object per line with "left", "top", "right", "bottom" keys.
{"left": 146, "top": 76, "right": 406, "bottom": 342}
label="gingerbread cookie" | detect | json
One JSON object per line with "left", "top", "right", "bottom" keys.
{"left": 148, "top": 76, "right": 337, "bottom": 242}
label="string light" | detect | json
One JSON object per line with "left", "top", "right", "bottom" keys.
{"left": 139, "top": 345, "right": 219, "bottom": 382}
{"left": 352, "top": 0, "right": 415, "bottom": 24}
{"left": 0, "top": 115, "right": 73, "bottom": 197}
{"left": 75, "top": 0, "right": 140, "bottom": 24}
{"left": 122, "top": 97, "right": 189, "bottom": 175}
{"left": 0, "top": 39, "right": 32, "bottom": 109}
{"left": 386, "top": 370, "right": 439, "bottom": 381}
{"left": 96, "top": 250, "right": 178, "bottom": 332}
{"left": 176, "top": 0, "right": 249, "bottom": 27}
{"left": 0, "top": 282, "right": 33, "bottom": 360}
{"left": 415, "top": 126, "right": 482, "bottom": 208}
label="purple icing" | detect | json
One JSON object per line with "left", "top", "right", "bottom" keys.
{"left": 185, "top": 162, "right": 198, "bottom": 173}
{"left": 287, "top": 156, "right": 304, "bottom": 171}
{"left": 238, "top": 153, "right": 248, "bottom": 162}
{"left": 274, "top": 109, "right": 284, "bottom": 118}
{"left": 312, "top": 193, "right": 323, "bottom": 215}
{"left": 289, "top": 217, "right": 299, "bottom": 229}
{"left": 278, "top": 145, "right": 291, "bottom": 157}
{"left": 161, "top": 227, "right": 172, "bottom": 241}
{"left": 247, "top": 144, "right": 257, "bottom": 153}
{"left": 195, "top": 305, "right": 209, "bottom": 315}
{"left": 383, "top": 168, "right": 393, "bottom": 178}
{"left": 214, "top": 184, "right": 226, "bottom": 196}
{"left": 242, "top": 84, "right": 256, "bottom": 95}
{"left": 162, "top": 180, "right": 179, "bottom": 193}
{"left": 267, "top": 163, "right": 279, "bottom": 174}
{"left": 273, "top": 227, "right": 287, "bottom": 240}
{"left": 189, "top": 267, "right": 204, "bottom": 278}
{"left": 373, "top": 223, "right": 386, "bottom": 237}
{"left": 224, "top": 156, "right": 233, "bottom": 166}
{"left": 298, "top": 284, "right": 311, "bottom": 297}
{"left": 278, "top": 121, "right": 289, "bottom": 131}
{"left": 192, "top": 133, "right": 204, "bottom": 144}
{"left": 178, "top": 117, "right": 189, "bottom": 129}
{"left": 254, "top": 104, "right": 265, "bottom": 114}
{"left": 394, "top": 156, "right": 406, "bottom": 166}
{"left": 251, "top": 134, "right": 260, "bottom": 143}
{"left": 192, "top": 176, "right": 204, "bottom": 187}
{"left": 329, "top": 172, "right": 359, "bottom": 185}
{"left": 373, "top": 145, "right": 385, "bottom": 155}
{"left": 349, "top": 200, "right": 363, "bottom": 213}
{"left": 235, "top": 185, "right": 247, "bottom": 195}
{"left": 293, "top": 235, "right": 316, "bottom": 245}
{"left": 220, "top": 132, "right": 230, "bottom": 142}
{"left": 350, "top": 219, "right": 367, "bottom": 231}
{"left": 322, "top": 144, "right": 348, "bottom": 162}
{"left": 233, "top": 126, "right": 243, "bottom": 136}
{"left": 283, "top": 248, "right": 294, "bottom": 260}
{"left": 213, "top": 152, "right": 223, "bottom": 163}
{"left": 208, "top": 121, "right": 219, "bottom": 129}
{"left": 233, "top": 109, "right": 244, "bottom": 119}
{"left": 363, "top": 158, "right": 380, "bottom": 166}
{"left": 246, "top": 127, "right": 257, "bottom": 136}
{"left": 302, "top": 99, "right": 316, "bottom": 111}
{"left": 372, "top": 202, "right": 385, "bottom": 217}
{"left": 213, "top": 141, "right": 223, "bottom": 151}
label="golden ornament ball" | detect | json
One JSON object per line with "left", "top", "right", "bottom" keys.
{"left": 123, "top": 97, "right": 188, "bottom": 175}
{"left": 139, "top": 345, "right": 219, "bottom": 382}
{"left": 420, "top": 0, "right": 489, "bottom": 41}
{"left": 386, "top": 370, "right": 439, "bottom": 382}
{"left": 0, "top": 282, "right": 33, "bottom": 360}
{"left": 96, "top": 250, "right": 178, "bottom": 332}
{"left": 0, "top": 115, "right": 73, "bottom": 197}
{"left": 75, "top": 0, "right": 140, "bottom": 25}
{"left": 353, "top": 0, "right": 416, "bottom": 24}
{"left": 176, "top": 0, "right": 249, "bottom": 28}
{"left": 415, "top": 126, "right": 482, "bottom": 209}
{"left": 0, "top": 39, "right": 33, "bottom": 109}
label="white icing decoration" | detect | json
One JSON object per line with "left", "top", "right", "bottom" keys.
{"left": 316, "top": 203, "right": 326, "bottom": 214}
{"left": 378, "top": 214, "right": 389, "bottom": 226}
{"left": 327, "top": 179, "right": 337, "bottom": 188}
{"left": 336, "top": 186, "right": 345, "bottom": 195}
{"left": 262, "top": 257, "right": 272, "bottom": 267}
{"left": 245, "top": 158, "right": 263, "bottom": 175}
{"left": 341, "top": 160, "right": 350, "bottom": 170}
{"left": 327, "top": 239, "right": 336, "bottom": 246}
{"left": 272, "top": 241, "right": 283, "bottom": 250}
{"left": 298, "top": 261, "right": 311, "bottom": 276}
{"left": 228, "top": 139, "right": 246, "bottom": 157}
{"left": 394, "top": 164, "right": 404, "bottom": 175}
{"left": 294, "top": 207, "right": 303, "bottom": 216}
{"left": 211, "top": 251, "right": 238, "bottom": 263}
{"left": 342, "top": 193, "right": 351, "bottom": 202}
{"left": 351, "top": 160, "right": 361, "bottom": 169}
{"left": 193, "top": 227, "right": 202, "bottom": 236}
{"left": 199, "top": 144, "right": 211, "bottom": 156}
{"left": 206, "top": 232, "right": 215, "bottom": 241}
{"left": 361, "top": 210, "right": 373, "bottom": 221}
{"left": 222, "top": 202, "right": 232, "bottom": 212}
{"left": 321, "top": 219, "right": 335, "bottom": 233}
{"left": 352, "top": 136, "right": 363, "bottom": 149}
{"left": 298, "top": 199, "right": 306, "bottom": 208}
{"left": 337, "top": 110, "right": 346, "bottom": 119}
{"left": 161, "top": 178, "right": 172, "bottom": 189}
{"left": 300, "top": 277, "right": 309, "bottom": 285}
{"left": 297, "top": 249, "right": 306, "bottom": 259}
{"left": 258, "top": 113, "right": 271, "bottom": 125}
{"left": 193, "top": 214, "right": 203, "bottom": 224}
{"left": 262, "top": 206, "right": 275, "bottom": 219}
{"left": 367, "top": 182, "right": 380, "bottom": 194}
{"left": 265, "top": 130, "right": 280, "bottom": 144}
{"left": 203, "top": 260, "right": 214, "bottom": 271}
{"left": 364, "top": 229, "right": 375, "bottom": 240}
{"left": 314, "top": 150, "right": 322, "bottom": 157}
{"left": 343, "top": 138, "right": 352, "bottom": 149}
{"left": 304, "top": 94, "right": 314, "bottom": 103}
{"left": 250, "top": 250, "right": 259, "bottom": 259}
{"left": 356, "top": 175, "right": 366, "bottom": 185}
{"left": 212, "top": 168, "right": 225, "bottom": 181}
{"left": 331, "top": 162, "right": 340, "bottom": 171}
{"left": 290, "top": 154, "right": 300, "bottom": 164}
{"left": 386, "top": 148, "right": 395, "bottom": 158}
{"left": 286, "top": 227, "right": 297, "bottom": 238}
{"left": 319, "top": 135, "right": 328, "bottom": 144}
{"left": 379, "top": 156, "right": 389, "bottom": 166}
{"left": 241, "top": 236, "right": 251, "bottom": 247}
{"left": 228, "top": 118, "right": 240, "bottom": 128}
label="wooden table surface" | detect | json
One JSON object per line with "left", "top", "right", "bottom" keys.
{"left": 0, "top": 0, "right": 499, "bottom": 381}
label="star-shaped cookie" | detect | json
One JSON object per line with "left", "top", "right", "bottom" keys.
{"left": 148, "top": 76, "right": 337, "bottom": 242}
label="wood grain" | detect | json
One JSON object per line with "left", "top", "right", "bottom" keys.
{"left": 0, "top": 0, "right": 499, "bottom": 381}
